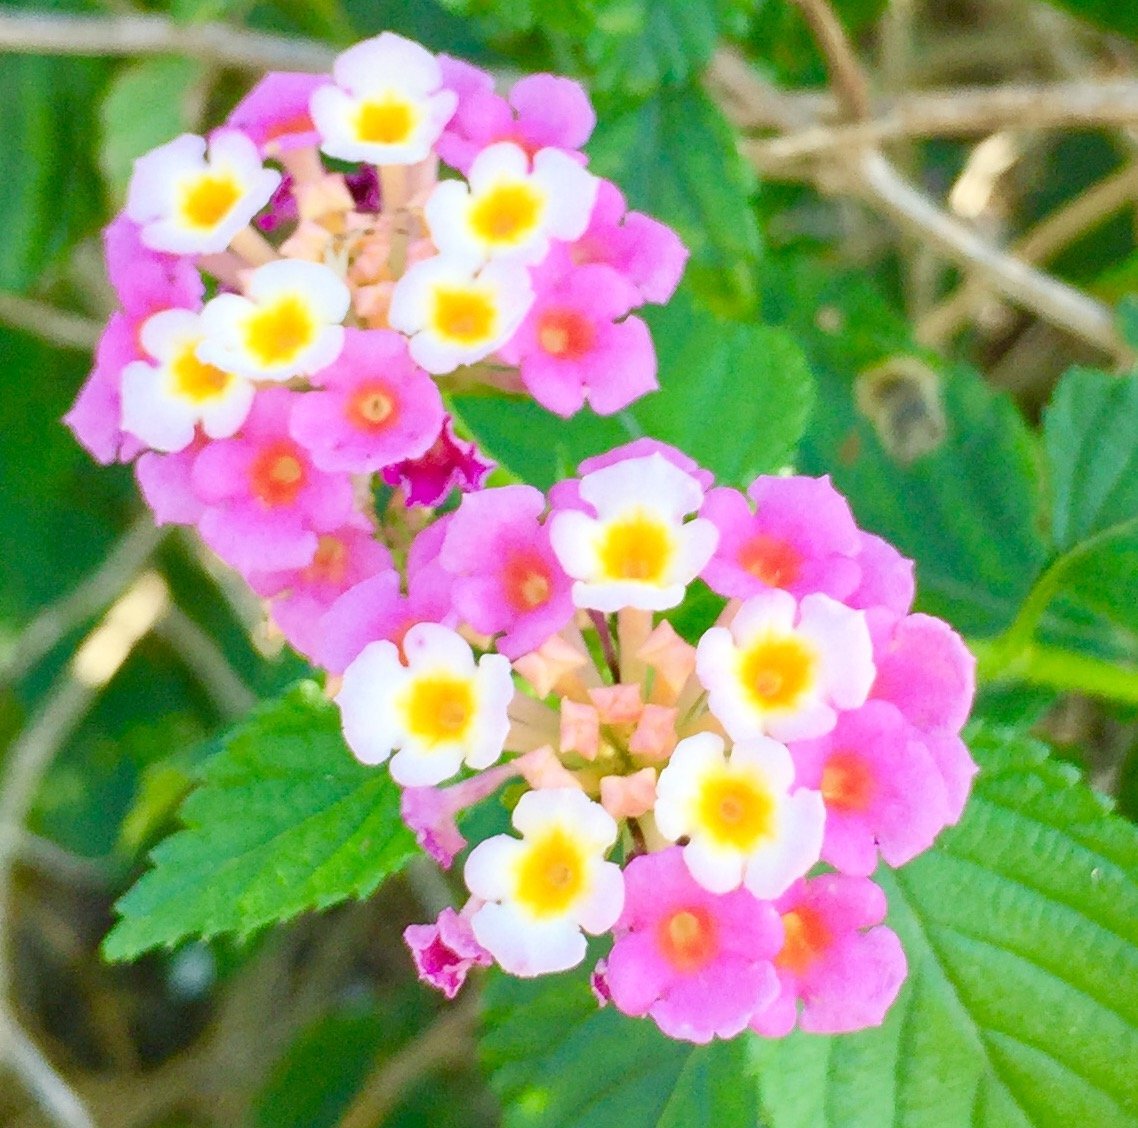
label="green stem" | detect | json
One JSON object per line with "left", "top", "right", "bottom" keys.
{"left": 971, "top": 639, "right": 1138, "bottom": 706}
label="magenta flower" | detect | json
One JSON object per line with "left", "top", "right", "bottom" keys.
{"left": 103, "top": 213, "right": 204, "bottom": 319}
{"left": 846, "top": 531, "right": 916, "bottom": 615}
{"left": 700, "top": 476, "right": 862, "bottom": 602}
{"left": 750, "top": 874, "right": 907, "bottom": 1037}
{"left": 790, "top": 700, "right": 954, "bottom": 875}
{"left": 135, "top": 444, "right": 206, "bottom": 527}
{"left": 437, "top": 58, "right": 595, "bottom": 172}
{"left": 190, "top": 389, "right": 355, "bottom": 575}
{"left": 404, "top": 907, "right": 492, "bottom": 999}
{"left": 603, "top": 847, "right": 782, "bottom": 1043}
{"left": 440, "top": 485, "right": 574, "bottom": 658}
{"left": 290, "top": 328, "right": 445, "bottom": 473}
{"left": 382, "top": 416, "right": 494, "bottom": 506}
{"left": 247, "top": 518, "right": 393, "bottom": 661}
{"left": 225, "top": 72, "right": 324, "bottom": 154}
{"left": 871, "top": 613, "right": 977, "bottom": 734}
{"left": 566, "top": 179, "right": 688, "bottom": 305}
{"left": 317, "top": 521, "right": 457, "bottom": 674}
{"left": 498, "top": 264, "right": 656, "bottom": 417}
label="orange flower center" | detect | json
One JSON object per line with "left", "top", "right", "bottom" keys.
{"left": 820, "top": 750, "right": 875, "bottom": 812}
{"left": 738, "top": 635, "right": 816, "bottom": 711}
{"left": 657, "top": 907, "right": 718, "bottom": 972}
{"left": 738, "top": 534, "right": 800, "bottom": 588}
{"left": 346, "top": 382, "right": 398, "bottom": 432}
{"left": 503, "top": 551, "right": 552, "bottom": 611}
{"left": 303, "top": 535, "right": 349, "bottom": 585}
{"left": 180, "top": 174, "right": 242, "bottom": 230}
{"left": 776, "top": 907, "right": 831, "bottom": 975}
{"left": 536, "top": 309, "right": 595, "bottom": 359}
{"left": 249, "top": 441, "right": 307, "bottom": 507}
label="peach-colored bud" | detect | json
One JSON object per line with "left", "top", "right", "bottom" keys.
{"left": 638, "top": 620, "right": 697, "bottom": 699}
{"left": 519, "top": 745, "right": 583, "bottom": 791}
{"left": 629, "top": 703, "right": 677, "bottom": 761}
{"left": 513, "top": 633, "right": 590, "bottom": 698}
{"left": 600, "top": 767, "right": 657, "bottom": 820}
{"left": 296, "top": 174, "right": 354, "bottom": 222}
{"left": 588, "top": 683, "right": 643, "bottom": 725}
{"left": 560, "top": 700, "right": 600, "bottom": 760}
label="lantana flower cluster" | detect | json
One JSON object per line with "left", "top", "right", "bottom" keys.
{"left": 344, "top": 442, "right": 976, "bottom": 1044}
{"left": 66, "top": 30, "right": 686, "bottom": 604}
{"left": 66, "top": 33, "right": 977, "bottom": 1047}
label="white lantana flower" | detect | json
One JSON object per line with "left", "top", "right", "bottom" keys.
{"left": 126, "top": 131, "right": 280, "bottom": 255}
{"left": 465, "top": 788, "right": 624, "bottom": 976}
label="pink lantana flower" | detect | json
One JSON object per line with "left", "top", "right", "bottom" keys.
{"left": 317, "top": 521, "right": 457, "bottom": 674}
{"left": 247, "top": 518, "right": 393, "bottom": 661}
{"left": 135, "top": 444, "right": 206, "bottom": 527}
{"left": 789, "top": 700, "right": 954, "bottom": 876}
{"left": 750, "top": 874, "right": 907, "bottom": 1037}
{"left": 498, "top": 263, "right": 656, "bottom": 417}
{"left": 382, "top": 416, "right": 495, "bottom": 506}
{"left": 439, "top": 485, "right": 574, "bottom": 659}
{"left": 437, "top": 58, "right": 595, "bottom": 172}
{"left": 103, "top": 213, "right": 204, "bottom": 319}
{"left": 566, "top": 179, "right": 688, "bottom": 305}
{"left": 404, "top": 906, "right": 492, "bottom": 999}
{"left": 602, "top": 847, "right": 782, "bottom": 1043}
{"left": 846, "top": 531, "right": 916, "bottom": 615}
{"left": 190, "top": 389, "right": 355, "bottom": 575}
{"left": 700, "top": 476, "right": 862, "bottom": 602}
{"left": 289, "top": 328, "right": 445, "bottom": 473}
{"left": 871, "top": 613, "right": 977, "bottom": 736}
{"left": 226, "top": 72, "right": 325, "bottom": 155}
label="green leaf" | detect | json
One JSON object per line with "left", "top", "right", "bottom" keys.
{"left": 99, "top": 57, "right": 206, "bottom": 203}
{"left": 753, "top": 726, "right": 1138, "bottom": 1127}
{"left": 0, "top": 55, "right": 108, "bottom": 292}
{"left": 589, "top": 86, "right": 761, "bottom": 316}
{"left": 481, "top": 967, "right": 759, "bottom": 1127}
{"left": 1034, "top": 368, "right": 1138, "bottom": 642}
{"left": 103, "top": 683, "right": 416, "bottom": 960}
{"left": 764, "top": 259, "right": 1048, "bottom": 639}
{"left": 454, "top": 288, "right": 813, "bottom": 490}
{"left": 1042, "top": 0, "right": 1138, "bottom": 39}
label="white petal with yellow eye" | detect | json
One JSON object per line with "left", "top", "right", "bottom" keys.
{"left": 126, "top": 130, "right": 280, "bottom": 255}
{"left": 425, "top": 142, "right": 598, "bottom": 265}
{"left": 120, "top": 308, "right": 253, "bottom": 452}
{"left": 336, "top": 640, "right": 407, "bottom": 766}
{"left": 388, "top": 256, "right": 534, "bottom": 374}
{"left": 197, "top": 260, "right": 349, "bottom": 381}
{"left": 310, "top": 33, "right": 457, "bottom": 165}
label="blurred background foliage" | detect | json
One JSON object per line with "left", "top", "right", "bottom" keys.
{"left": 5, "top": 0, "right": 1138, "bottom": 1124}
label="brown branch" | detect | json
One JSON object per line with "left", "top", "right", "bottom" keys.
{"left": 709, "top": 46, "right": 1128, "bottom": 361}
{"left": 790, "top": 0, "right": 872, "bottom": 119}
{"left": 0, "top": 10, "right": 334, "bottom": 71}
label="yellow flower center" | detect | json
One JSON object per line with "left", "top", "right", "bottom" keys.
{"left": 697, "top": 769, "right": 774, "bottom": 851}
{"left": 403, "top": 674, "right": 476, "bottom": 745}
{"left": 355, "top": 98, "right": 416, "bottom": 145}
{"left": 514, "top": 828, "right": 587, "bottom": 918}
{"left": 244, "top": 295, "right": 317, "bottom": 368}
{"left": 596, "top": 511, "right": 673, "bottom": 584}
{"left": 180, "top": 174, "right": 242, "bottom": 230}
{"left": 469, "top": 182, "right": 543, "bottom": 245}
{"left": 346, "top": 382, "right": 398, "bottom": 432}
{"left": 738, "top": 634, "right": 816, "bottom": 712}
{"left": 171, "top": 342, "right": 232, "bottom": 402}
{"left": 431, "top": 288, "right": 497, "bottom": 344}
{"left": 303, "top": 535, "right": 349, "bottom": 585}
